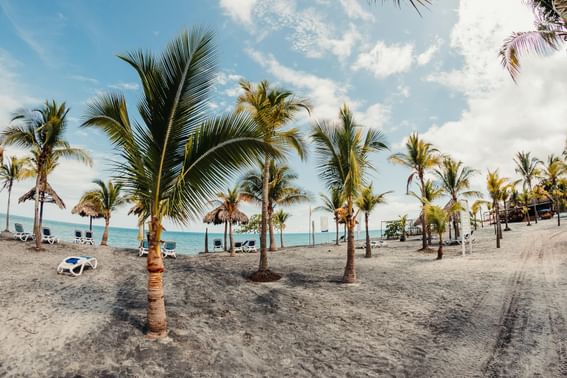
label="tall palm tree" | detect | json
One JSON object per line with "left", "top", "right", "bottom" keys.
{"left": 273, "top": 209, "right": 289, "bottom": 248}
{"left": 409, "top": 179, "right": 444, "bottom": 246}
{"left": 540, "top": 154, "right": 566, "bottom": 226}
{"left": 1, "top": 101, "right": 92, "bottom": 250}
{"left": 211, "top": 186, "right": 248, "bottom": 256}
{"left": 79, "top": 180, "right": 126, "bottom": 246}
{"left": 487, "top": 170, "right": 509, "bottom": 248}
{"left": 0, "top": 156, "right": 28, "bottom": 232}
{"left": 434, "top": 157, "right": 480, "bottom": 238}
{"left": 514, "top": 151, "right": 541, "bottom": 223}
{"left": 236, "top": 80, "right": 310, "bottom": 279}
{"left": 471, "top": 200, "right": 488, "bottom": 230}
{"left": 355, "top": 184, "right": 391, "bottom": 258}
{"left": 425, "top": 204, "right": 449, "bottom": 260}
{"left": 389, "top": 133, "right": 439, "bottom": 250}
{"left": 500, "top": 0, "right": 567, "bottom": 81}
{"left": 315, "top": 188, "right": 346, "bottom": 245}
{"left": 82, "top": 30, "right": 273, "bottom": 338}
{"left": 240, "top": 161, "right": 309, "bottom": 252}
{"left": 311, "top": 104, "right": 389, "bottom": 283}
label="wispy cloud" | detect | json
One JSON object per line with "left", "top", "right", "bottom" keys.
{"left": 109, "top": 82, "right": 139, "bottom": 91}
{"left": 69, "top": 75, "right": 99, "bottom": 85}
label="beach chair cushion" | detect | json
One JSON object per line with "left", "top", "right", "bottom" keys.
{"left": 57, "top": 256, "right": 97, "bottom": 277}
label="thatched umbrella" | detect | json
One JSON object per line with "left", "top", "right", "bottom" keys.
{"left": 19, "top": 181, "right": 65, "bottom": 224}
{"left": 71, "top": 201, "right": 103, "bottom": 231}
{"left": 203, "top": 205, "right": 249, "bottom": 251}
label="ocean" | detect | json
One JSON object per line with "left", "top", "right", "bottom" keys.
{"left": 0, "top": 213, "right": 382, "bottom": 255}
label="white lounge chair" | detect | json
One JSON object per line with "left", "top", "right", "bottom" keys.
{"left": 57, "top": 256, "right": 97, "bottom": 277}
{"left": 243, "top": 240, "right": 258, "bottom": 253}
{"left": 139, "top": 240, "right": 149, "bottom": 257}
{"left": 371, "top": 240, "right": 388, "bottom": 248}
{"left": 162, "top": 241, "right": 177, "bottom": 259}
{"left": 73, "top": 230, "right": 83, "bottom": 244}
{"left": 14, "top": 223, "right": 34, "bottom": 242}
{"left": 83, "top": 230, "right": 95, "bottom": 246}
{"left": 234, "top": 241, "right": 244, "bottom": 253}
{"left": 42, "top": 227, "right": 58, "bottom": 244}
{"left": 213, "top": 238, "right": 223, "bottom": 252}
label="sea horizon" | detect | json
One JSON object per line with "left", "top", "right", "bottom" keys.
{"left": 0, "top": 213, "right": 383, "bottom": 255}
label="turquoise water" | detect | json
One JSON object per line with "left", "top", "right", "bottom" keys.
{"left": 0, "top": 213, "right": 382, "bottom": 255}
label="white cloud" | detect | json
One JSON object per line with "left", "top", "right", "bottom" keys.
{"left": 416, "top": 38, "right": 442, "bottom": 66}
{"left": 339, "top": 0, "right": 375, "bottom": 21}
{"left": 356, "top": 103, "right": 392, "bottom": 130}
{"left": 353, "top": 42, "right": 415, "bottom": 79}
{"left": 69, "top": 75, "right": 99, "bottom": 84}
{"left": 109, "top": 82, "right": 139, "bottom": 91}
{"left": 219, "top": 0, "right": 258, "bottom": 25}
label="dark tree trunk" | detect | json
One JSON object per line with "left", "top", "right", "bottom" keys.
{"left": 229, "top": 221, "right": 235, "bottom": 257}
{"left": 268, "top": 205, "right": 276, "bottom": 251}
{"left": 258, "top": 155, "right": 270, "bottom": 272}
{"left": 437, "top": 237, "right": 443, "bottom": 260}
{"left": 33, "top": 166, "right": 44, "bottom": 250}
{"left": 280, "top": 228, "right": 284, "bottom": 249}
{"left": 223, "top": 221, "right": 227, "bottom": 251}
{"left": 504, "top": 201, "right": 510, "bottom": 231}
{"left": 147, "top": 215, "right": 167, "bottom": 338}
{"left": 4, "top": 182, "right": 12, "bottom": 232}
{"left": 364, "top": 212, "right": 371, "bottom": 258}
{"left": 343, "top": 199, "right": 356, "bottom": 283}
{"left": 496, "top": 203, "right": 501, "bottom": 248}
{"left": 335, "top": 218, "right": 339, "bottom": 245}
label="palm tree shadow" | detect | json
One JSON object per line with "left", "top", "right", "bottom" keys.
{"left": 112, "top": 275, "right": 147, "bottom": 333}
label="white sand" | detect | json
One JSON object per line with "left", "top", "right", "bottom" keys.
{"left": 0, "top": 220, "right": 566, "bottom": 377}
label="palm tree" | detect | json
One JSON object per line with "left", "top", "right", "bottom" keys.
{"left": 399, "top": 214, "right": 408, "bottom": 241}
{"left": 409, "top": 179, "right": 444, "bottom": 246}
{"left": 471, "top": 199, "right": 489, "bottom": 229}
{"left": 540, "top": 154, "right": 566, "bottom": 226}
{"left": 500, "top": 0, "right": 567, "bottom": 81}
{"left": 355, "top": 184, "right": 391, "bottom": 258}
{"left": 0, "top": 156, "right": 28, "bottom": 231}
{"left": 209, "top": 186, "right": 248, "bottom": 256}
{"left": 514, "top": 151, "right": 542, "bottom": 223}
{"left": 315, "top": 188, "right": 345, "bottom": 245}
{"left": 236, "top": 80, "right": 310, "bottom": 279}
{"left": 78, "top": 180, "right": 126, "bottom": 246}
{"left": 311, "top": 104, "right": 389, "bottom": 283}
{"left": 434, "top": 157, "right": 480, "bottom": 238}
{"left": 370, "top": 0, "right": 431, "bottom": 15}
{"left": 273, "top": 209, "right": 289, "bottom": 248}
{"left": 1, "top": 101, "right": 92, "bottom": 250}
{"left": 389, "top": 133, "right": 439, "bottom": 250}
{"left": 486, "top": 170, "right": 509, "bottom": 248}
{"left": 240, "top": 161, "right": 309, "bottom": 252}
{"left": 425, "top": 205, "right": 449, "bottom": 260}
{"left": 82, "top": 30, "right": 273, "bottom": 338}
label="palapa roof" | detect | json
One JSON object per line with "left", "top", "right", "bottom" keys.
{"left": 19, "top": 182, "right": 65, "bottom": 209}
{"left": 71, "top": 201, "right": 103, "bottom": 219}
{"left": 203, "top": 205, "right": 249, "bottom": 225}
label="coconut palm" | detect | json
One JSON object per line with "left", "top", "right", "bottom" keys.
{"left": 471, "top": 199, "right": 489, "bottom": 229}
{"left": 206, "top": 186, "right": 249, "bottom": 256}
{"left": 240, "top": 161, "right": 309, "bottom": 252}
{"left": 355, "top": 184, "right": 391, "bottom": 258}
{"left": 0, "top": 156, "right": 28, "bottom": 232}
{"left": 78, "top": 180, "right": 126, "bottom": 246}
{"left": 487, "top": 170, "right": 509, "bottom": 248}
{"left": 434, "top": 157, "right": 480, "bottom": 238}
{"left": 82, "top": 30, "right": 274, "bottom": 338}
{"left": 399, "top": 214, "right": 408, "bottom": 241}
{"left": 315, "top": 188, "right": 346, "bottom": 245}
{"left": 389, "top": 133, "right": 440, "bottom": 250}
{"left": 1, "top": 101, "right": 92, "bottom": 250}
{"left": 273, "top": 209, "right": 289, "bottom": 248}
{"left": 500, "top": 0, "right": 567, "bottom": 81}
{"left": 311, "top": 104, "right": 389, "bottom": 283}
{"left": 409, "top": 179, "right": 444, "bottom": 246}
{"left": 540, "top": 154, "right": 566, "bottom": 225}
{"left": 425, "top": 205, "right": 449, "bottom": 260}
{"left": 514, "top": 151, "right": 542, "bottom": 223}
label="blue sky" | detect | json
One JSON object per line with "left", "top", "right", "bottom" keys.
{"left": 0, "top": 0, "right": 566, "bottom": 233}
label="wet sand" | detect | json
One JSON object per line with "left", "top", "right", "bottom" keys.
{"left": 0, "top": 220, "right": 566, "bottom": 377}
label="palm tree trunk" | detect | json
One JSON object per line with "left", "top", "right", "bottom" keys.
{"left": 101, "top": 217, "right": 110, "bottom": 246}
{"left": 268, "top": 206, "right": 276, "bottom": 251}
{"left": 496, "top": 204, "right": 501, "bottom": 248}
{"left": 147, "top": 215, "right": 167, "bottom": 338}
{"left": 258, "top": 155, "right": 270, "bottom": 272}
{"left": 437, "top": 236, "right": 443, "bottom": 260}
{"left": 4, "top": 181, "right": 12, "bottom": 232}
{"left": 557, "top": 199, "right": 561, "bottom": 226}
{"left": 480, "top": 211, "right": 484, "bottom": 228}
{"left": 526, "top": 207, "right": 532, "bottom": 226}
{"left": 419, "top": 174, "right": 427, "bottom": 250}
{"left": 280, "top": 227, "right": 284, "bottom": 249}
{"left": 33, "top": 169, "right": 43, "bottom": 250}
{"left": 504, "top": 200, "right": 510, "bottom": 231}
{"left": 343, "top": 199, "right": 356, "bottom": 283}
{"left": 448, "top": 219, "right": 452, "bottom": 240}
{"left": 364, "top": 212, "right": 371, "bottom": 258}
{"left": 335, "top": 218, "right": 339, "bottom": 245}
{"left": 229, "top": 221, "right": 235, "bottom": 257}
{"left": 223, "top": 221, "right": 227, "bottom": 251}
{"left": 39, "top": 195, "right": 44, "bottom": 225}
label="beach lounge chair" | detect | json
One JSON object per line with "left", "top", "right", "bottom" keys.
{"left": 234, "top": 241, "right": 244, "bottom": 253}
{"left": 57, "top": 256, "right": 97, "bottom": 277}
{"left": 371, "top": 240, "right": 388, "bottom": 248}
{"left": 83, "top": 230, "right": 95, "bottom": 246}
{"left": 162, "top": 241, "right": 177, "bottom": 259}
{"left": 213, "top": 238, "right": 223, "bottom": 252}
{"left": 73, "top": 230, "right": 83, "bottom": 244}
{"left": 14, "top": 223, "right": 34, "bottom": 242}
{"left": 243, "top": 240, "right": 258, "bottom": 253}
{"left": 42, "top": 227, "right": 58, "bottom": 244}
{"left": 138, "top": 240, "right": 149, "bottom": 257}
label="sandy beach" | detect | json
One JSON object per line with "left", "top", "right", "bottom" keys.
{"left": 0, "top": 220, "right": 566, "bottom": 377}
